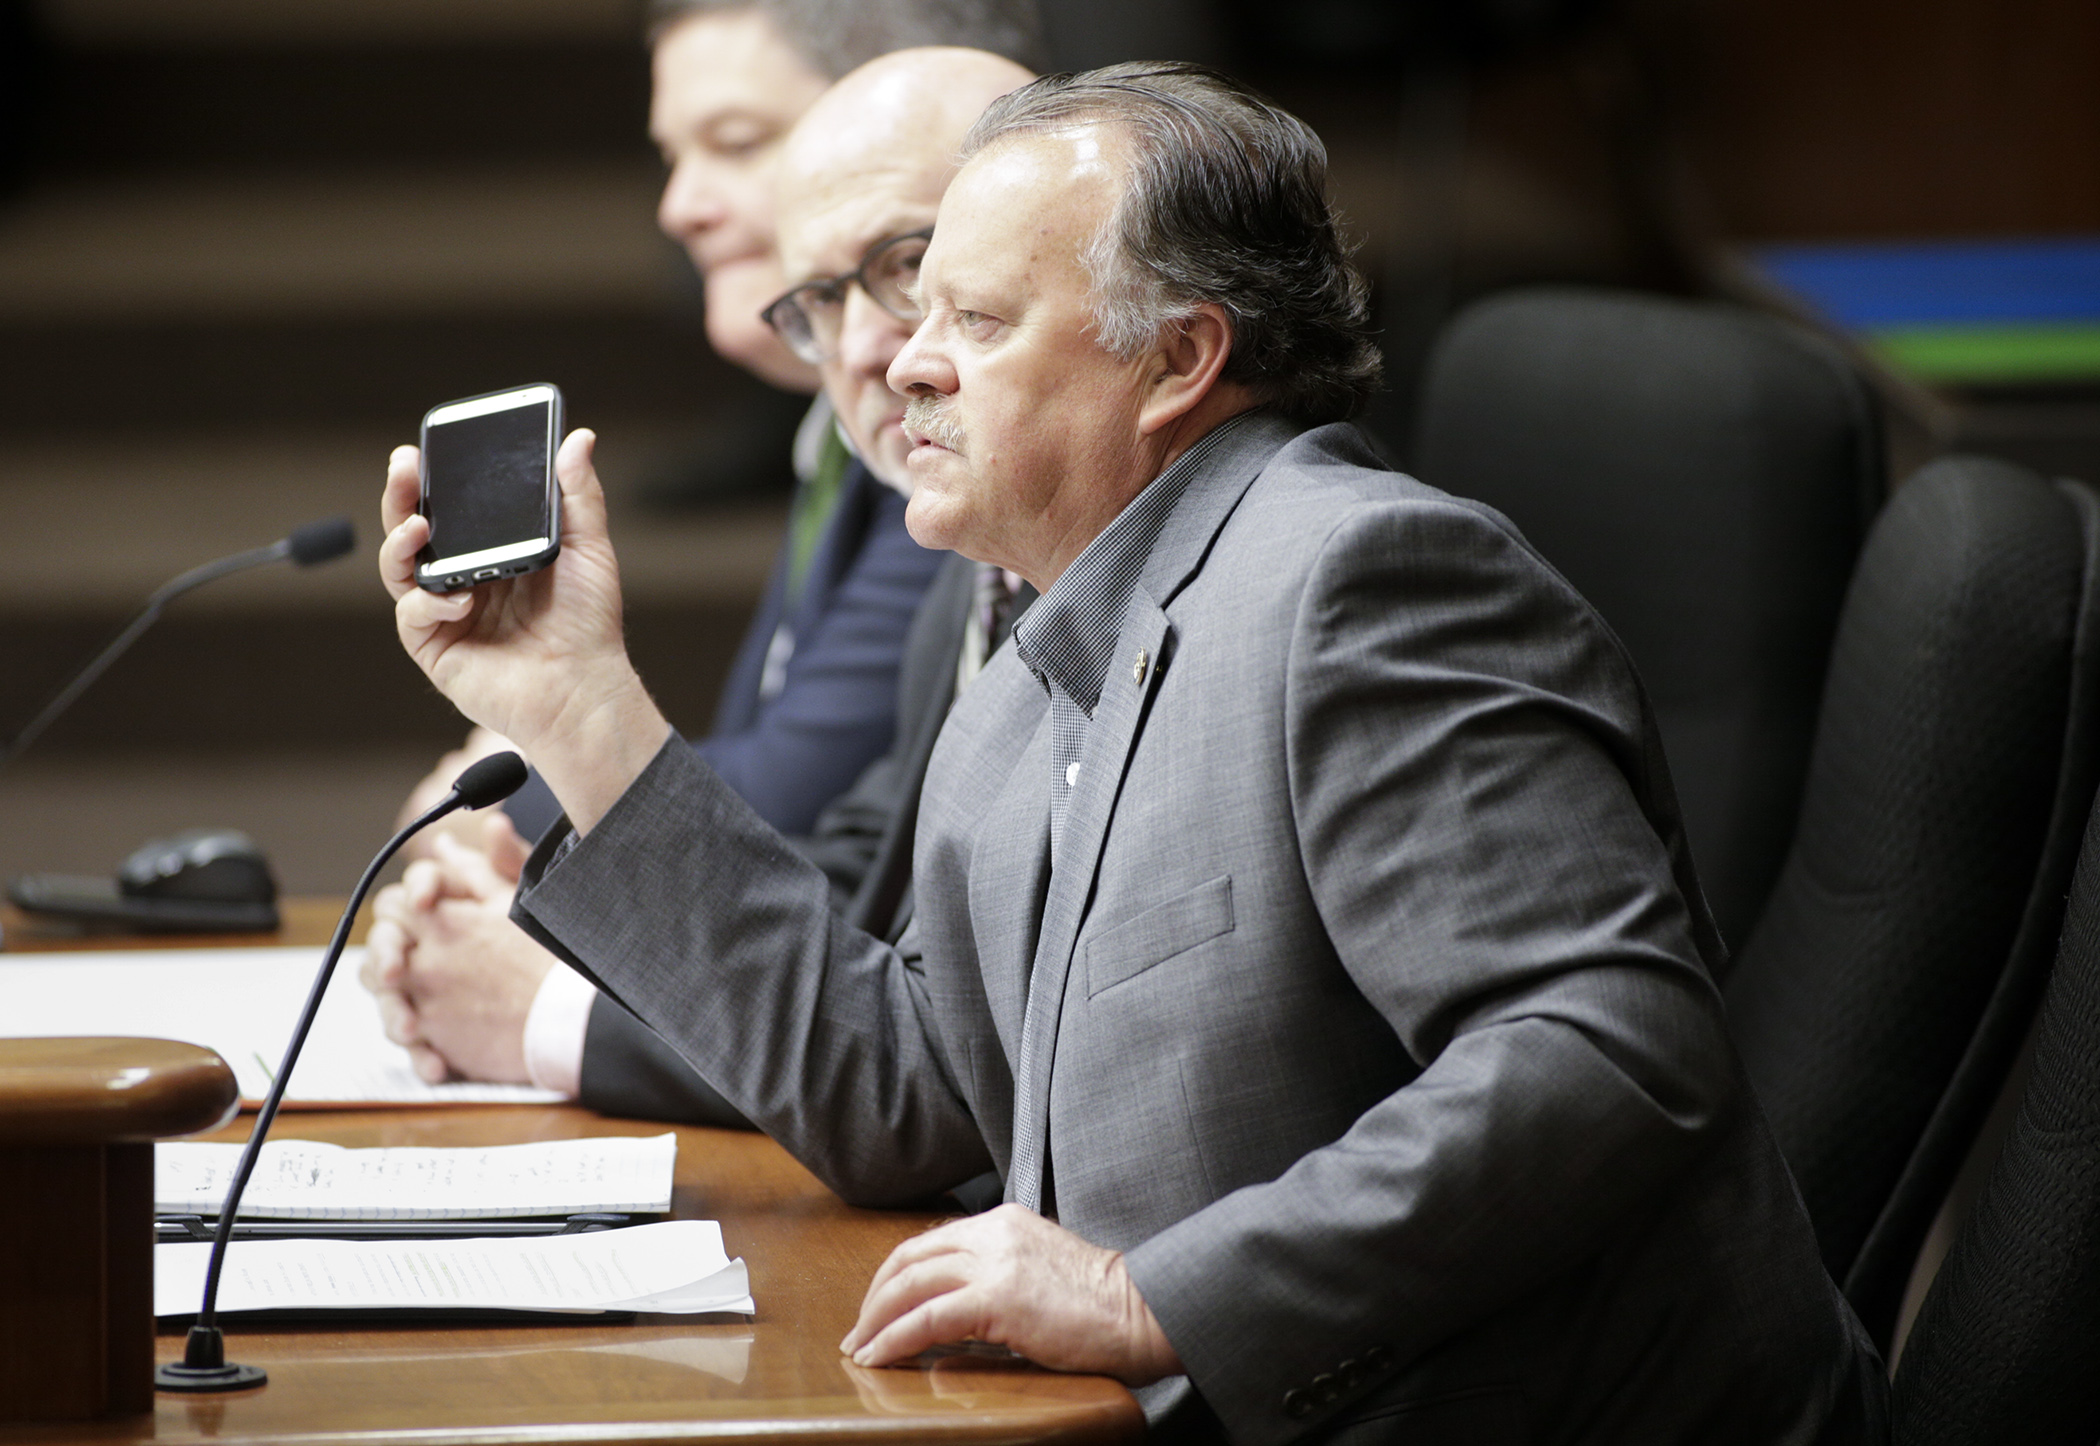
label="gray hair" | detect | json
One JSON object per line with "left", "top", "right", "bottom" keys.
{"left": 961, "top": 62, "right": 1382, "bottom": 426}
{"left": 646, "top": 0, "right": 1046, "bottom": 80}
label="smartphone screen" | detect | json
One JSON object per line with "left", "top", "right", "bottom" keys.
{"left": 417, "top": 384, "right": 562, "bottom": 588}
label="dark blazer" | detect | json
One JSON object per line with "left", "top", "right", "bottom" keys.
{"left": 801, "top": 554, "right": 1038, "bottom": 936}
{"left": 517, "top": 417, "right": 1886, "bottom": 1443}
{"left": 507, "top": 460, "right": 943, "bottom": 842}
{"left": 575, "top": 553, "right": 1034, "bottom": 1126}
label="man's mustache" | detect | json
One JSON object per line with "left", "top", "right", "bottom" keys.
{"left": 904, "top": 396, "right": 968, "bottom": 456}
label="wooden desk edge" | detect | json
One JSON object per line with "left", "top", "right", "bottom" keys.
{"left": 0, "top": 1037, "right": 239, "bottom": 1143}
{"left": 0, "top": 937, "right": 1146, "bottom": 1443}
{"left": 3, "top": 897, "right": 367, "bottom": 952}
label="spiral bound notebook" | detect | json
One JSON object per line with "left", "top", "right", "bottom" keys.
{"left": 156, "top": 1134, "right": 677, "bottom": 1220}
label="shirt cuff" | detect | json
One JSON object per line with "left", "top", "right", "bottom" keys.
{"left": 521, "top": 962, "right": 596, "bottom": 1097}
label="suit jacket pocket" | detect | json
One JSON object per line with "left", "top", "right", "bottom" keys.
{"left": 1084, "top": 875, "right": 1234, "bottom": 998}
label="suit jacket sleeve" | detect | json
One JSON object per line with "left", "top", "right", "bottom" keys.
{"left": 571, "top": 555, "right": 976, "bottom": 1127}
{"left": 558, "top": 554, "right": 974, "bottom": 1124}
{"left": 695, "top": 479, "right": 945, "bottom": 836}
{"left": 512, "top": 738, "right": 994, "bottom": 1206}
{"left": 577, "top": 992, "right": 755, "bottom": 1128}
{"left": 1118, "top": 497, "right": 1748, "bottom": 1439}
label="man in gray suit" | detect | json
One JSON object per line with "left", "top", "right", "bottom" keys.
{"left": 378, "top": 62, "right": 1887, "bottom": 1443}
{"left": 361, "top": 47, "right": 1034, "bottom": 1133}
{"left": 578, "top": 550, "right": 1029, "bottom": 1129}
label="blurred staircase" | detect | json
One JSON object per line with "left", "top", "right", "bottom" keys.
{"left": 0, "top": 0, "right": 797, "bottom": 891}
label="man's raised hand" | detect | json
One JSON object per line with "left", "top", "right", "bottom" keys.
{"left": 380, "top": 430, "right": 629, "bottom": 751}
{"left": 378, "top": 429, "right": 671, "bottom": 835}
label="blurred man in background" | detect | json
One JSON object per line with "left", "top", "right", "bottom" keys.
{"left": 410, "top": 0, "right": 1042, "bottom": 843}
{"left": 362, "top": 20, "right": 1040, "bottom": 1117}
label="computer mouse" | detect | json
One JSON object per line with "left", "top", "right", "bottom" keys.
{"left": 116, "top": 829, "right": 278, "bottom": 904}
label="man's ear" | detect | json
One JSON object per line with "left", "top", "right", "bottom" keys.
{"left": 1137, "top": 303, "right": 1234, "bottom": 436}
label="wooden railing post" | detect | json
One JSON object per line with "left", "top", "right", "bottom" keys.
{"left": 0, "top": 1037, "right": 238, "bottom": 1420}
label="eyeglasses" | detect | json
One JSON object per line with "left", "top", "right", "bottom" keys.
{"left": 760, "top": 227, "right": 931, "bottom": 364}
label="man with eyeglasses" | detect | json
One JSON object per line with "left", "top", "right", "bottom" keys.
{"left": 763, "top": 230, "right": 928, "bottom": 386}
{"left": 360, "top": 5, "right": 1040, "bottom": 1106}
{"left": 364, "top": 45, "right": 1038, "bottom": 1138}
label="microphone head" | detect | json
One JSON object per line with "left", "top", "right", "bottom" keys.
{"left": 452, "top": 751, "right": 530, "bottom": 810}
{"left": 287, "top": 516, "right": 356, "bottom": 566}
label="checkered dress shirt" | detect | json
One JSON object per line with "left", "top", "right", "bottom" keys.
{"left": 1011, "top": 414, "right": 1255, "bottom": 854}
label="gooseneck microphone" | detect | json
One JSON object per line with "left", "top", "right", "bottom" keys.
{"left": 155, "top": 750, "right": 530, "bottom": 1393}
{"left": 0, "top": 516, "right": 357, "bottom": 769}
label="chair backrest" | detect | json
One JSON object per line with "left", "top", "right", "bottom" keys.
{"left": 1414, "top": 286, "right": 1882, "bottom": 948}
{"left": 1891, "top": 785, "right": 2100, "bottom": 1446}
{"left": 1724, "top": 455, "right": 2100, "bottom": 1347}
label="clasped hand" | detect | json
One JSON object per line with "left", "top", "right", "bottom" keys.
{"left": 842, "top": 1204, "right": 1183, "bottom": 1386}
{"left": 361, "top": 816, "right": 548, "bottom": 1085}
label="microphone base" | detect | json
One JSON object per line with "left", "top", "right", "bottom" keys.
{"left": 155, "top": 1325, "right": 268, "bottom": 1392}
{"left": 155, "top": 1360, "right": 268, "bottom": 1392}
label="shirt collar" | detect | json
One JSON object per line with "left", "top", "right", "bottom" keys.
{"left": 1013, "top": 412, "right": 1257, "bottom": 715}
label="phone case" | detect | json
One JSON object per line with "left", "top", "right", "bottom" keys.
{"left": 414, "top": 382, "right": 565, "bottom": 594}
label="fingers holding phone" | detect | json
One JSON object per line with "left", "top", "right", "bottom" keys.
{"left": 380, "top": 445, "right": 431, "bottom": 599}
{"left": 380, "top": 388, "right": 668, "bottom": 834}
{"left": 382, "top": 445, "right": 470, "bottom": 653}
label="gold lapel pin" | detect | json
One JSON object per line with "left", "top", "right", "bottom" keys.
{"left": 1133, "top": 648, "right": 1148, "bottom": 685}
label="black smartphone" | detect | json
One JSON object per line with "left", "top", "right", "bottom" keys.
{"left": 415, "top": 383, "right": 564, "bottom": 593}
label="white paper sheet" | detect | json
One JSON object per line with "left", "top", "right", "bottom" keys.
{"left": 156, "top": 1134, "right": 677, "bottom": 1219}
{"left": 155, "top": 1219, "right": 753, "bottom": 1317}
{"left": 0, "top": 946, "right": 562, "bottom": 1106}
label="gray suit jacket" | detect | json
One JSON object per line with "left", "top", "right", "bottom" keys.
{"left": 576, "top": 555, "right": 1035, "bottom": 1128}
{"left": 516, "top": 417, "right": 1887, "bottom": 1444}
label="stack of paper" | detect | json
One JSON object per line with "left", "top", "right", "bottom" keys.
{"left": 156, "top": 1134, "right": 678, "bottom": 1219}
{"left": 155, "top": 1219, "right": 753, "bottom": 1317}
{"left": 0, "top": 946, "right": 562, "bottom": 1106}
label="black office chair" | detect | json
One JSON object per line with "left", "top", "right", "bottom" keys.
{"left": 1724, "top": 455, "right": 2100, "bottom": 1348}
{"left": 1414, "top": 286, "right": 1882, "bottom": 949}
{"left": 1890, "top": 785, "right": 2100, "bottom": 1445}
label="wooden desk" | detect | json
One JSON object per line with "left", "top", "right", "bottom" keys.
{"left": 0, "top": 913, "right": 1143, "bottom": 1443}
{"left": 1, "top": 897, "right": 365, "bottom": 953}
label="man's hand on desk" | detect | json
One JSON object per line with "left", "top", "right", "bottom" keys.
{"left": 841, "top": 1203, "right": 1184, "bottom": 1387}
{"left": 361, "top": 820, "right": 546, "bottom": 1084}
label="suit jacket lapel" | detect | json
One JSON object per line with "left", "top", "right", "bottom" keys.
{"left": 1005, "top": 412, "right": 1304, "bottom": 1210}
{"left": 973, "top": 722, "right": 1056, "bottom": 1066}
{"left": 1008, "top": 595, "right": 1172, "bottom": 1211}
